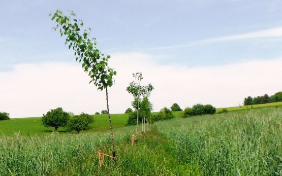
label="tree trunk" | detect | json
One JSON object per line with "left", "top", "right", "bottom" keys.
{"left": 105, "top": 86, "right": 116, "bottom": 162}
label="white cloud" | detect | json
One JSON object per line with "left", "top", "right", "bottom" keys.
{"left": 206, "top": 26, "right": 282, "bottom": 42}
{"left": 148, "top": 26, "right": 282, "bottom": 50}
{"left": 0, "top": 52, "right": 282, "bottom": 118}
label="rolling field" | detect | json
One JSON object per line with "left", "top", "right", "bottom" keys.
{"left": 0, "top": 114, "right": 129, "bottom": 136}
{"left": 217, "top": 101, "right": 282, "bottom": 113}
{"left": 0, "top": 108, "right": 281, "bottom": 175}
{"left": 0, "top": 112, "right": 183, "bottom": 136}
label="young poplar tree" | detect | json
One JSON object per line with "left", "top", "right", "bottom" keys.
{"left": 126, "top": 72, "right": 142, "bottom": 133}
{"left": 126, "top": 72, "right": 153, "bottom": 134}
{"left": 50, "top": 10, "right": 117, "bottom": 160}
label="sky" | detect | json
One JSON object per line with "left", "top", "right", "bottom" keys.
{"left": 1, "top": 0, "right": 282, "bottom": 118}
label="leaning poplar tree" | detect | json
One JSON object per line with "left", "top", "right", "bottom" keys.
{"left": 50, "top": 10, "right": 117, "bottom": 160}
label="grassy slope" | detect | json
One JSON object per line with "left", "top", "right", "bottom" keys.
{"left": 217, "top": 101, "right": 282, "bottom": 113}
{"left": 0, "top": 114, "right": 129, "bottom": 136}
{"left": 0, "top": 112, "right": 182, "bottom": 136}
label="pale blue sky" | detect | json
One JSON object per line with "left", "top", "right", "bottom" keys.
{"left": 1, "top": 0, "right": 282, "bottom": 117}
{"left": 1, "top": 0, "right": 282, "bottom": 70}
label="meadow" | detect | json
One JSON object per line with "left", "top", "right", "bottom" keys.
{"left": 0, "top": 112, "right": 183, "bottom": 136}
{"left": 0, "top": 108, "right": 281, "bottom": 175}
{"left": 217, "top": 101, "right": 282, "bottom": 113}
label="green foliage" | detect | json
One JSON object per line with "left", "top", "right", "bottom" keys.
{"left": 271, "top": 92, "right": 282, "bottom": 102}
{"left": 127, "top": 97, "right": 153, "bottom": 125}
{"left": 125, "top": 108, "right": 133, "bottom": 114}
{"left": 0, "top": 112, "right": 10, "bottom": 120}
{"left": 42, "top": 107, "right": 70, "bottom": 131}
{"left": 67, "top": 113, "right": 94, "bottom": 133}
{"left": 95, "top": 112, "right": 100, "bottom": 115}
{"left": 170, "top": 103, "right": 182, "bottom": 111}
{"left": 171, "top": 103, "right": 182, "bottom": 111}
{"left": 217, "top": 108, "right": 228, "bottom": 114}
{"left": 101, "top": 110, "right": 108, "bottom": 114}
{"left": 191, "top": 104, "right": 205, "bottom": 116}
{"left": 183, "top": 107, "right": 193, "bottom": 118}
{"left": 50, "top": 10, "right": 116, "bottom": 90}
{"left": 203, "top": 104, "right": 216, "bottom": 114}
{"left": 244, "top": 96, "right": 253, "bottom": 105}
{"left": 126, "top": 111, "right": 139, "bottom": 126}
{"left": 151, "top": 107, "right": 174, "bottom": 122}
{"left": 244, "top": 92, "right": 282, "bottom": 106}
{"left": 183, "top": 104, "right": 216, "bottom": 117}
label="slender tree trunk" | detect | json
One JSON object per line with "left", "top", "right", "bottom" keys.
{"left": 136, "top": 80, "right": 141, "bottom": 134}
{"left": 141, "top": 117, "right": 144, "bottom": 133}
{"left": 105, "top": 86, "right": 116, "bottom": 161}
{"left": 144, "top": 117, "right": 146, "bottom": 133}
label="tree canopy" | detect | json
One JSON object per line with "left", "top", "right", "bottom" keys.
{"left": 42, "top": 107, "right": 70, "bottom": 131}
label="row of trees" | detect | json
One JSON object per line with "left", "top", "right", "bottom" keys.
{"left": 244, "top": 92, "right": 282, "bottom": 106}
{"left": 125, "top": 102, "right": 182, "bottom": 114}
{"left": 42, "top": 107, "right": 94, "bottom": 133}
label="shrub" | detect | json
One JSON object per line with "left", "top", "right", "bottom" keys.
{"left": 42, "top": 107, "right": 70, "bottom": 132}
{"left": 127, "top": 97, "right": 152, "bottom": 126}
{"left": 171, "top": 103, "right": 182, "bottom": 111}
{"left": 203, "top": 104, "right": 216, "bottom": 114}
{"left": 68, "top": 113, "right": 94, "bottom": 133}
{"left": 151, "top": 107, "right": 174, "bottom": 122}
{"left": 101, "top": 110, "right": 108, "bottom": 114}
{"left": 191, "top": 104, "right": 205, "bottom": 116}
{"left": 218, "top": 108, "right": 228, "bottom": 114}
{"left": 183, "top": 107, "right": 193, "bottom": 118}
{"left": 184, "top": 104, "right": 216, "bottom": 117}
{"left": 95, "top": 112, "right": 100, "bottom": 115}
{"left": 125, "top": 108, "right": 133, "bottom": 114}
{"left": 126, "top": 111, "right": 139, "bottom": 126}
{"left": 0, "top": 112, "right": 10, "bottom": 120}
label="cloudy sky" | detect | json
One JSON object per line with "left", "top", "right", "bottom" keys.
{"left": 1, "top": 0, "right": 282, "bottom": 118}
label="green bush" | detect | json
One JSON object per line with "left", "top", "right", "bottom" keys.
{"left": 42, "top": 107, "right": 70, "bottom": 132}
{"left": 218, "top": 108, "right": 228, "bottom": 114}
{"left": 126, "top": 111, "right": 139, "bottom": 126}
{"left": 184, "top": 104, "right": 216, "bottom": 117}
{"left": 127, "top": 97, "right": 152, "bottom": 126}
{"left": 191, "top": 104, "right": 205, "bottom": 116}
{"left": 125, "top": 108, "right": 133, "bottom": 114}
{"left": 101, "top": 110, "right": 108, "bottom": 114}
{"left": 0, "top": 112, "right": 10, "bottom": 120}
{"left": 95, "top": 112, "right": 100, "bottom": 115}
{"left": 151, "top": 107, "right": 174, "bottom": 122}
{"left": 203, "top": 104, "right": 216, "bottom": 114}
{"left": 68, "top": 113, "right": 94, "bottom": 133}
{"left": 171, "top": 103, "right": 182, "bottom": 111}
{"left": 183, "top": 107, "right": 193, "bottom": 118}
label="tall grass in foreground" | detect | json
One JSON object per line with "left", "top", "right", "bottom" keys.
{"left": 157, "top": 108, "right": 282, "bottom": 175}
{"left": 0, "top": 108, "right": 281, "bottom": 175}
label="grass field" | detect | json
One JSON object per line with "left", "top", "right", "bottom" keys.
{"left": 0, "top": 108, "right": 281, "bottom": 175}
{"left": 0, "top": 114, "right": 129, "bottom": 136}
{"left": 0, "top": 111, "right": 183, "bottom": 136}
{"left": 217, "top": 101, "right": 282, "bottom": 113}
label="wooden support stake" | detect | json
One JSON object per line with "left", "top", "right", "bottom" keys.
{"left": 131, "top": 134, "right": 136, "bottom": 146}
{"left": 98, "top": 150, "right": 116, "bottom": 167}
{"left": 98, "top": 150, "right": 103, "bottom": 167}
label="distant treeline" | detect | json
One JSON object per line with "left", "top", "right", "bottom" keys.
{"left": 244, "top": 92, "right": 282, "bottom": 106}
